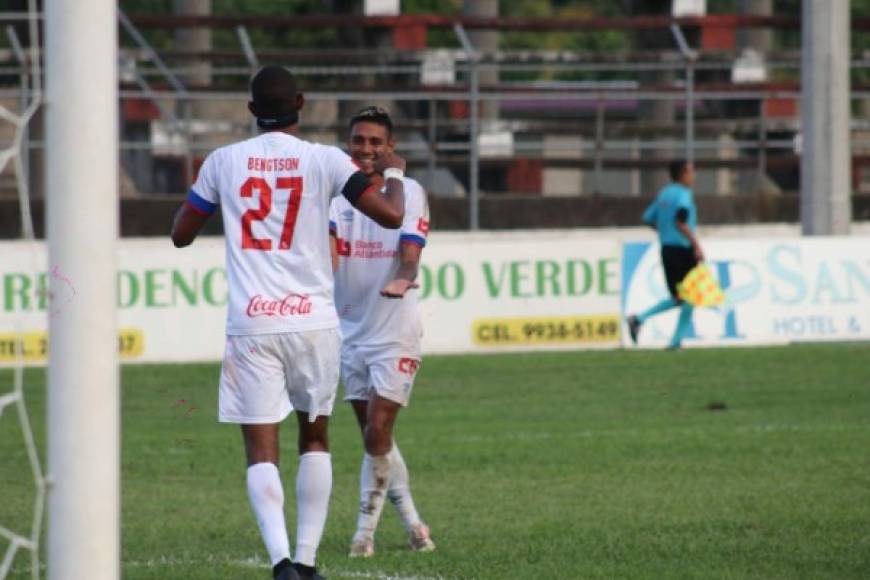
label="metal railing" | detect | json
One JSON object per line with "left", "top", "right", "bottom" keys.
{"left": 3, "top": 10, "right": 870, "bottom": 229}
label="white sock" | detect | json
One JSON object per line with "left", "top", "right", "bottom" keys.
{"left": 355, "top": 452, "right": 392, "bottom": 538}
{"left": 294, "top": 451, "right": 332, "bottom": 567}
{"left": 246, "top": 462, "right": 291, "bottom": 566}
{"left": 387, "top": 443, "right": 423, "bottom": 531}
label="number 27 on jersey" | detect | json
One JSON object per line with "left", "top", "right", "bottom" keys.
{"left": 240, "top": 175, "right": 303, "bottom": 251}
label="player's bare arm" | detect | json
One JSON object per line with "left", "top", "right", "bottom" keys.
{"left": 329, "top": 235, "right": 339, "bottom": 273}
{"left": 380, "top": 241, "right": 422, "bottom": 298}
{"left": 353, "top": 151, "right": 406, "bottom": 229}
{"left": 171, "top": 203, "right": 211, "bottom": 247}
{"left": 676, "top": 220, "right": 704, "bottom": 261}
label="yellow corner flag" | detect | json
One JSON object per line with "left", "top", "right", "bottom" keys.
{"left": 677, "top": 263, "right": 725, "bottom": 307}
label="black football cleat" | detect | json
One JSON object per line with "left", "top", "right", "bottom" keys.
{"left": 627, "top": 315, "right": 641, "bottom": 345}
{"left": 273, "top": 558, "right": 300, "bottom": 580}
{"left": 293, "top": 562, "right": 326, "bottom": 580}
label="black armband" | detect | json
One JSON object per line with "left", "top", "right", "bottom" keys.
{"left": 341, "top": 171, "right": 372, "bottom": 206}
{"left": 675, "top": 208, "right": 689, "bottom": 223}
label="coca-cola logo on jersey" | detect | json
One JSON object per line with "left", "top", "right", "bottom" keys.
{"left": 246, "top": 293, "right": 313, "bottom": 318}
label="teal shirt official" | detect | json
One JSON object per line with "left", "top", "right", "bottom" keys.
{"left": 642, "top": 183, "right": 697, "bottom": 248}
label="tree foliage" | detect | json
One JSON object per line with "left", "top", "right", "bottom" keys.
{"left": 119, "top": 0, "right": 870, "bottom": 55}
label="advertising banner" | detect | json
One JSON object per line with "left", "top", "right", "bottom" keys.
{"left": 621, "top": 238, "right": 870, "bottom": 348}
{"left": 0, "top": 232, "right": 623, "bottom": 365}
{"left": 417, "top": 231, "right": 622, "bottom": 353}
{"left": 0, "top": 238, "right": 228, "bottom": 366}
{"left": 3, "top": 233, "right": 867, "bottom": 364}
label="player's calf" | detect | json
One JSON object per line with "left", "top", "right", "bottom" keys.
{"left": 353, "top": 453, "right": 392, "bottom": 546}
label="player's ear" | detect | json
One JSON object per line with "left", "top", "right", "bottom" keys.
{"left": 247, "top": 101, "right": 258, "bottom": 117}
{"left": 295, "top": 93, "right": 305, "bottom": 112}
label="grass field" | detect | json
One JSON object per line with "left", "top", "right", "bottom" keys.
{"left": 2, "top": 344, "right": 870, "bottom": 579}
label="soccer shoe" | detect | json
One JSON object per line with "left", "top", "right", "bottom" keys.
{"left": 408, "top": 523, "right": 436, "bottom": 552}
{"left": 272, "top": 558, "right": 300, "bottom": 580}
{"left": 348, "top": 532, "right": 375, "bottom": 558}
{"left": 627, "top": 315, "right": 641, "bottom": 345}
{"left": 292, "top": 562, "right": 325, "bottom": 580}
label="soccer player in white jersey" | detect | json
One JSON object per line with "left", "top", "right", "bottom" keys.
{"left": 171, "top": 67, "right": 407, "bottom": 580}
{"left": 329, "top": 107, "right": 435, "bottom": 558}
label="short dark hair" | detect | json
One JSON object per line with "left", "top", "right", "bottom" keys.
{"left": 249, "top": 65, "right": 299, "bottom": 129}
{"left": 349, "top": 106, "right": 393, "bottom": 136}
{"left": 669, "top": 160, "right": 690, "bottom": 182}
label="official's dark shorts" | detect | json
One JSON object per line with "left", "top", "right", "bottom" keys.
{"left": 661, "top": 245, "right": 698, "bottom": 299}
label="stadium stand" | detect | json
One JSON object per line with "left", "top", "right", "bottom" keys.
{"left": 1, "top": 7, "right": 870, "bottom": 233}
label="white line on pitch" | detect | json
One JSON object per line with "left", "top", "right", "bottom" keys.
{"left": 122, "top": 556, "right": 444, "bottom": 580}
{"left": 330, "top": 571, "right": 444, "bottom": 580}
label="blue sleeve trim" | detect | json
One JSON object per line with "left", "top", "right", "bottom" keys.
{"left": 329, "top": 220, "right": 337, "bottom": 236}
{"left": 400, "top": 234, "right": 426, "bottom": 247}
{"left": 187, "top": 189, "right": 217, "bottom": 215}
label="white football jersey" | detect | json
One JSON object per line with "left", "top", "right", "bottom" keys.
{"left": 189, "top": 132, "right": 360, "bottom": 336}
{"left": 329, "top": 177, "right": 429, "bottom": 354}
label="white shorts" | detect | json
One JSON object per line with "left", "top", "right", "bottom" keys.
{"left": 341, "top": 345, "right": 421, "bottom": 407}
{"left": 218, "top": 328, "right": 341, "bottom": 424}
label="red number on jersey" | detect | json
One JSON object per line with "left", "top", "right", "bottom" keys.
{"left": 240, "top": 177, "right": 272, "bottom": 250}
{"left": 239, "top": 176, "right": 304, "bottom": 251}
{"left": 277, "top": 176, "right": 303, "bottom": 250}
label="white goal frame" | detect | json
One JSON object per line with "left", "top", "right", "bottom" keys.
{"left": 46, "top": 1, "right": 120, "bottom": 578}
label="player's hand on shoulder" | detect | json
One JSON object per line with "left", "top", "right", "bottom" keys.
{"left": 380, "top": 278, "right": 419, "bottom": 299}
{"left": 373, "top": 151, "right": 406, "bottom": 174}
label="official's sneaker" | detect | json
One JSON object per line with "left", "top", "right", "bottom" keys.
{"left": 272, "top": 558, "right": 300, "bottom": 580}
{"left": 292, "top": 562, "right": 325, "bottom": 580}
{"left": 408, "top": 523, "right": 436, "bottom": 552}
{"left": 627, "top": 315, "right": 641, "bottom": 345}
{"left": 348, "top": 532, "right": 375, "bottom": 558}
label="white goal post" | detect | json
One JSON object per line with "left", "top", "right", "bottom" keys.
{"left": 45, "top": 0, "right": 120, "bottom": 578}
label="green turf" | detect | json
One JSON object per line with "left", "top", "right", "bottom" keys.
{"left": 2, "top": 344, "right": 870, "bottom": 579}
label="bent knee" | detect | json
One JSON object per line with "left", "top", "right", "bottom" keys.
{"left": 363, "top": 424, "right": 393, "bottom": 455}
{"left": 298, "top": 417, "right": 330, "bottom": 455}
